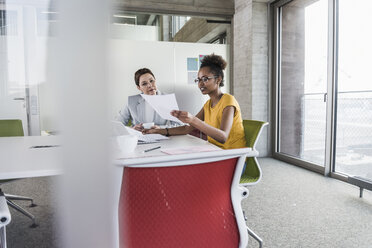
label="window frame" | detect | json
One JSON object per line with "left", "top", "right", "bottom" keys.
{"left": 270, "top": 0, "right": 349, "bottom": 180}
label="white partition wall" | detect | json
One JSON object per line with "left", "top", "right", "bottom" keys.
{"left": 108, "top": 40, "right": 175, "bottom": 120}
{"left": 110, "top": 25, "right": 159, "bottom": 41}
{"left": 108, "top": 39, "right": 229, "bottom": 119}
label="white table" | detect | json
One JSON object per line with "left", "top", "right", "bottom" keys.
{"left": 0, "top": 136, "right": 62, "bottom": 248}
{"left": 115, "top": 134, "right": 258, "bottom": 167}
{"left": 115, "top": 134, "right": 221, "bottom": 161}
{"left": 0, "top": 136, "right": 62, "bottom": 180}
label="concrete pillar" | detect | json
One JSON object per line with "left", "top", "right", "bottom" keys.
{"left": 233, "top": 0, "right": 253, "bottom": 119}
{"left": 233, "top": 0, "right": 269, "bottom": 156}
{"left": 252, "top": 1, "right": 269, "bottom": 155}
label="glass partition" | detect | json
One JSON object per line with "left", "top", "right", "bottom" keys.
{"left": 0, "top": 4, "right": 231, "bottom": 136}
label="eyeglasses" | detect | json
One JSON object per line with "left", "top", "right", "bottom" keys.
{"left": 194, "top": 76, "right": 218, "bottom": 84}
{"left": 140, "top": 79, "right": 156, "bottom": 87}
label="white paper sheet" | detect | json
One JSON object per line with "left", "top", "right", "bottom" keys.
{"left": 141, "top": 94, "right": 184, "bottom": 124}
{"left": 125, "top": 126, "right": 169, "bottom": 142}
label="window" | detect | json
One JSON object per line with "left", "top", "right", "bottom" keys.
{"left": 335, "top": 0, "right": 372, "bottom": 180}
{"left": 272, "top": 0, "right": 372, "bottom": 184}
{"left": 171, "top": 16, "right": 190, "bottom": 38}
{"left": 276, "top": 0, "right": 328, "bottom": 168}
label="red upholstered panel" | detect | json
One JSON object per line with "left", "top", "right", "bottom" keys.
{"left": 119, "top": 158, "right": 240, "bottom": 248}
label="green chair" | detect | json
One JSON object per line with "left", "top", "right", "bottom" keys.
{"left": 0, "top": 119, "right": 24, "bottom": 137}
{"left": 240, "top": 119, "right": 268, "bottom": 248}
{"left": 0, "top": 119, "right": 38, "bottom": 227}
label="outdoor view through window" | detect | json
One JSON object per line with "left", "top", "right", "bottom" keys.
{"left": 279, "top": 0, "right": 372, "bottom": 181}
{"left": 335, "top": 0, "right": 372, "bottom": 179}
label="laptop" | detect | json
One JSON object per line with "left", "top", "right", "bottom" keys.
{"left": 110, "top": 121, "right": 130, "bottom": 136}
{"left": 110, "top": 121, "right": 160, "bottom": 144}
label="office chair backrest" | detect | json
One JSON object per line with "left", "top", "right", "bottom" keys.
{"left": 240, "top": 120, "right": 268, "bottom": 185}
{"left": 243, "top": 120, "right": 268, "bottom": 149}
{"left": 0, "top": 119, "right": 24, "bottom": 137}
{"left": 119, "top": 149, "right": 250, "bottom": 248}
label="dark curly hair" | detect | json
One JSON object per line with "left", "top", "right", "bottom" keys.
{"left": 134, "top": 68, "right": 155, "bottom": 86}
{"left": 200, "top": 54, "right": 227, "bottom": 87}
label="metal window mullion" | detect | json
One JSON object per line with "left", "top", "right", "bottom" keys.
{"left": 324, "top": 0, "right": 338, "bottom": 176}
{"left": 270, "top": 3, "right": 281, "bottom": 155}
{"left": 275, "top": 7, "right": 283, "bottom": 153}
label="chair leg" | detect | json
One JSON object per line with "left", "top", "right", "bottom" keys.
{"left": 4, "top": 194, "right": 36, "bottom": 207}
{"left": 0, "top": 226, "right": 7, "bottom": 248}
{"left": 6, "top": 200, "right": 38, "bottom": 228}
{"left": 247, "top": 226, "right": 263, "bottom": 248}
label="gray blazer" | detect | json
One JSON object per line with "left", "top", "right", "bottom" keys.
{"left": 116, "top": 91, "right": 180, "bottom": 127}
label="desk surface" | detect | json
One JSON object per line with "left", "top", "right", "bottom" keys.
{"left": 115, "top": 135, "right": 257, "bottom": 167}
{"left": 0, "top": 135, "right": 257, "bottom": 179}
{"left": 116, "top": 135, "right": 218, "bottom": 158}
{"left": 0, "top": 136, "right": 62, "bottom": 180}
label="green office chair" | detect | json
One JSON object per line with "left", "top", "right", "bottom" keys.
{"left": 0, "top": 119, "right": 24, "bottom": 137}
{"left": 240, "top": 119, "right": 268, "bottom": 248}
{"left": 0, "top": 119, "right": 38, "bottom": 227}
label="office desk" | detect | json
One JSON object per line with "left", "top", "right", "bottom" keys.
{"left": 0, "top": 136, "right": 62, "bottom": 180}
{"left": 0, "top": 136, "right": 62, "bottom": 248}
{"left": 115, "top": 135, "right": 258, "bottom": 248}
{"left": 115, "top": 134, "right": 223, "bottom": 166}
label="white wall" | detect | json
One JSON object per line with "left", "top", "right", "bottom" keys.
{"left": 108, "top": 39, "right": 229, "bottom": 120}
{"left": 110, "top": 24, "right": 159, "bottom": 41}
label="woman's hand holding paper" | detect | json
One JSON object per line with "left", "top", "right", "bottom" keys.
{"left": 170, "top": 110, "right": 194, "bottom": 124}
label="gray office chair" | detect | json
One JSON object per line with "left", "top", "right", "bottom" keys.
{"left": 0, "top": 119, "right": 38, "bottom": 228}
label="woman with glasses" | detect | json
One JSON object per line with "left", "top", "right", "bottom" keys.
{"left": 116, "top": 68, "right": 179, "bottom": 131}
{"left": 143, "top": 54, "right": 246, "bottom": 149}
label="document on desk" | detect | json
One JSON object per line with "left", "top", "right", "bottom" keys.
{"left": 126, "top": 127, "right": 169, "bottom": 143}
{"left": 141, "top": 94, "right": 184, "bottom": 124}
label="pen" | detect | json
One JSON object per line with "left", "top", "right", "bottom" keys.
{"left": 29, "top": 145, "right": 60, "bottom": 149}
{"left": 144, "top": 146, "right": 161, "bottom": 153}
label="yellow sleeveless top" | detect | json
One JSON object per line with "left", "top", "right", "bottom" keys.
{"left": 203, "top": 94, "right": 246, "bottom": 149}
